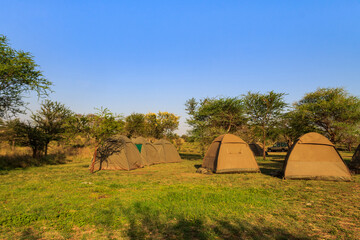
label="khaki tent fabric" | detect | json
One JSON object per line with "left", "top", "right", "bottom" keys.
{"left": 249, "top": 142, "right": 268, "bottom": 157}
{"left": 283, "top": 132, "right": 352, "bottom": 181}
{"left": 133, "top": 136, "right": 160, "bottom": 165}
{"left": 153, "top": 139, "right": 182, "bottom": 163}
{"left": 350, "top": 144, "right": 360, "bottom": 171}
{"left": 90, "top": 135, "right": 143, "bottom": 171}
{"left": 202, "top": 134, "right": 260, "bottom": 173}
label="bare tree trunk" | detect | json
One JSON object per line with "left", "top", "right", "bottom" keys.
{"left": 32, "top": 147, "right": 40, "bottom": 159}
{"left": 32, "top": 148, "right": 37, "bottom": 159}
{"left": 44, "top": 142, "right": 48, "bottom": 156}
{"left": 227, "top": 123, "right": 232, "bottom": 133}
{"left": 89, "top": 145, "right": 99, "bottom": 173}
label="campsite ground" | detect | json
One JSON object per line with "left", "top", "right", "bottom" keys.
{"left": 0, "top": 148, "right": 359, "bottom": 239}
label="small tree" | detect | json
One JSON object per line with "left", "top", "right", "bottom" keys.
{"left": 32, "top": 100, "right": 73, "bottom": 156}
{"left": 12, "top": 120, "right": 46, "bottom": 158}
{"left": 86, "top": 108, "right": 124, "bottom": 172}
{"left": 0, "top": 118, "right": 22, "bottom": 149}
{"left": 0, "top": 35, "right": 52, "bottom": 117}
{"left": 125, "top": 113, "right": 146, "bottom": 138}
{"left": 243, "top": 91, "right": 287, "bottom": 159}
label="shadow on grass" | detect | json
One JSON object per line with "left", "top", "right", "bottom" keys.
{"left": 20, "top": 228, "right": 41, "bottom": 240}
{"left": 257, "top": 156, "right": 285, "bottom": 178}
{"left": 180, "top": 153, "right": 202, "bottom": 161}
{"left": 112, "top": 201, "right": 311, "bottom": 240}
{"left": 0, "top": 154, "right": 68, "bottom": 171}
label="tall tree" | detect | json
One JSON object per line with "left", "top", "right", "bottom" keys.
{"left": 32, "top": 100, "right": 73, "bottom": 156}
{"left": 185, "top": 97, "right": 246, "bottom": 154}
{"left": 294, "top": 87, "right": 360, "bottom": 143}
{"left": 0, "top": 35, "right": 52, "bottom": 117}
{"left": 243, "top": 91, "right": 287, "bottom": 159}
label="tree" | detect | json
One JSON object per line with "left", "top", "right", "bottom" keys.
{"left": 278, "top": 110, "right": 317, "bottom": 146}
{"left": 185, "top": 97, "right": 246, "bottom": 155}
{"left": 125, "top": 113, "right": 146, "bottom": 138}
{"left": 144, "top": 112, "right": 179, "bottom": 139}
{"left": 32, "top": 100, "right": 73, "bottom": 156}
{"left": 11, "top": 119, "right": 47, "bottom": 158}
{"left": 0, "top": 118, "right": 22, "bottom": 149}
{"left": 86, "top": 108, "right": 124, "bottom": 173}
{"left": 294, "top": 87, "right": 360, "bottom": 144}
{"left": 85, "top": 108, "right": 124, "bottom": 145}
{"left": 243, "top": 91, "right": 287, "bottom": 159}
{"left": 0, "top": 35, "right": 52, "bottom": 117}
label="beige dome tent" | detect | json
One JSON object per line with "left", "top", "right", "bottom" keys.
{"left": 283, "top": 132, "right": 352, "bottom": 181}
{"left": 132, "top": 136, "right": 160, "bottom": 165}
{"left": 153, "top": 139, "right": 182, "bottom": 163}
{"left": 202, "top": 134, "right": 260, "bottom": 173}
{"left": 350, "top": 144, "right": 360, "bottom": 172}
{"left": 89, "top": 135, "right": 143, "bottom": 172}
{"left": 249, "top": 142, "right": 268, "bottom": 157}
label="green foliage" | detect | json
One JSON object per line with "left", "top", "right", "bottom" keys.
{"left": 243, "top": 91, "right": 287, "bottom": 159}
{"left": 11, "top": 120, "right": 47, "bottom": 158}
{"left": 278, "top": 110, "right": 317, "bottom": 146}
{"left": 185, "top": 97, "right": 246, "bottom": 153}
{"left": 32, "top": 100, "right": 73, "bottom": 155}
{"left": 85, "top": 108, "right": 124, "bottom": 145}
{"left": 125, "top": 113, "right": 146, "bottom": 138}
{"left": 294, "top": 87, "right": 360, "bottom": 143}
{"left": 0, "top": 35, "right": 52, "bottom": 117}
{"left": 144, "top": 111, "right": 180, "bottom": 139}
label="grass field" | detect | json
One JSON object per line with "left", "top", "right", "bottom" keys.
{"left": 0, "top": 149, "right": 359, "bottom": 239}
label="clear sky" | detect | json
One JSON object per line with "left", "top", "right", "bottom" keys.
{"left": 1, "top": 1, "right": 360, "bottom": 134}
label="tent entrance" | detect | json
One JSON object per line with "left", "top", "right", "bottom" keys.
{"left": 135, "top": 144, "right": 143, "bottom": 153}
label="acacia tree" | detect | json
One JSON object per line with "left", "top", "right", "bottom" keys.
{"left": 32, "top": 100, "right": 73, "bottom": 156}
{"left": 185, "top": 97, "right": 246, "bottom": 154}
{"left": 11, "top": 119, "right": 47, "bottom": 158}
{"left": 294, "top": 87, "right": 360, "bottom": 144}
{"left": 278, "top": 109, "right": 316, "bottom": 146}
{"left": 0, "top": 35, "right": 52, "bottom": 117}
{"left": 0, "top": 118, "right": 22, "bottom": 149}
{"left": 243, "top": 91, "right": 287, "bottom": 159}
{"left": 86, "top": 108, "right": 124, "bottom": 173}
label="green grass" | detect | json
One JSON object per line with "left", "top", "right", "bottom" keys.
{"left": 0, "top": 152, "right": 359, "bottom": 239}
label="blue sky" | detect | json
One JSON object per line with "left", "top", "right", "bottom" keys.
{"left": 1, "top": 1, "right": 360, "bottom": 134}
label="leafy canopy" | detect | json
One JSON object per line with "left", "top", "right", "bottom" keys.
{"left": 0, "top": 35, "right": 52, "bottom": 117}
{"left": 294, "top": 87, "right": 360, "bottom": 143}
{"left": 32, "top": 100, "right": 73, "bottom": 155}
{"left": 185, "top": 97, "right": 246, "bottom": 153}
{"left": 243, "top": 91, "right": 287, "bottom": 159}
